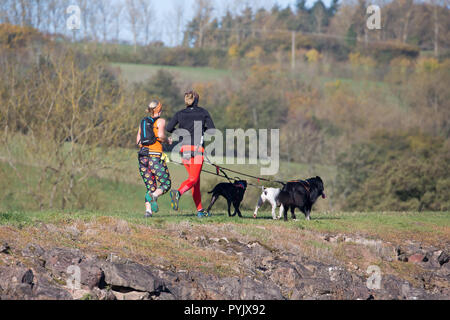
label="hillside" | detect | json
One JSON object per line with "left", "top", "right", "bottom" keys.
{"left": 111, "top": 63, "right": 232, "bottom": 84}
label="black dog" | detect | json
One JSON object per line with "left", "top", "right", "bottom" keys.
{"left": 277, "top": 176, "right": 326, "bottom": 221}
{"left": 206, "top": 180, "right": 247, "bottom": 217}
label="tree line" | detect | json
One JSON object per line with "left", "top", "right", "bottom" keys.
{"left": 1, "top": 1, "right": 449, "bottom": 57}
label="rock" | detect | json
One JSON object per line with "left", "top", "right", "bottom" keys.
{"left": 112, "top": 290, "right": 150, "bottom": 300}
{"left": 0, "top": 266, "right": 30, "bottom": 291}
{"left": 22, "top": 269, "right": 34, "bottom": 286}
{"left": 44, "top": 224, "right": 59, "bottom": 233}
{"left": 42, "top": 247, "right": 104, "bottom": 289}
{"left": 114, "top": 220, "right": 131, "bottom": 234}
{"left": 438, "top": 251, "right": 449, "bottom": 266}
{"left": 32, "top": 276, "right": 72, "bottom": 300}
{"left": 0, "top": 242, "right": 11, "bottom": 254}
{"left": 22, "top": 244, "right": 45, "bottom": 259}
{"left": 239, "top": 277, "right": 284, "bottom": 300}
{"left": 154, "top": 291, "right": 176, "bottom": 300}
{"left": 78, "top": 260, "right": 104, "bottom": 289}
{"left": 43, "top": 247, "right": 84, "bottom": 276}
{"left": 71, "top": 289, "right": 94, "bottom": 300}
{"left": 91, "top": 287, "right": 117, "bottom": 300}
{"left": 3, "top": 283, "right": 34, "bottom": 300}
{"left": 101, "top": 262, "right": 166, "bottom": 294}
{"left": 409, "top": 254, "right": 426, "bottom": 264}
{"left": 270, "top": 264, "right": 302, "bottom": 289}
{"left": 65, "top": 226, "right": 80, "bottom": 238}
{"left": 84, "top": 229, "right": 97, "bottom": 237}
{"left": 397, "top": 247, "right": 409, "bottom": 262}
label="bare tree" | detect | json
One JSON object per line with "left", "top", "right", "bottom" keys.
{"left": 0, "top": 0, "right": 11, "bottom": 24}
{"left": 76, "top": 0, "right": 89, "bottom": 41}
{"left": 125, "top": 0, "right": 142, "bottom": 53}
{"left": 194, "top": 0, "right": 213, "bottom": 48}
{"left": 0, "top": 46, "right": 134, "bottom": 210}
{"left": 139, "top": 0, "right": 153, "bottom": 45}
{"left": 164, "top": 0, "right": 185, "bottom": 46}
{"left": 111, "top": 0, "right": 124, "bottom": 42}
{"left": 33, "top": 0, "right": 47, "bottom": 30}
{"left": 96, "top": 0, "right": 113, "bottom": 43}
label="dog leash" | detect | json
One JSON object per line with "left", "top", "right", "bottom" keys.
{"left": 202, "top": 152, "right": 286, "bottom": 186}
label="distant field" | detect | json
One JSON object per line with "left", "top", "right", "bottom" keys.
{"left": 111, "top": 62, "right": 232, "bottom": 84}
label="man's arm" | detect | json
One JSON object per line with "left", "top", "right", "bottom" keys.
{"left": 165, "top": 112, "right": 179, "bottom": 133}
{"left": 204, "top": 109, "right": 215, "bottom": 130}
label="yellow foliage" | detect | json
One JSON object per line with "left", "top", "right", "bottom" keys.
{"left": 245, "top": 46, "right": 264, "bottom": 60}
{"left": 348, "top": 52, "right": 376, "bottom": 69}
{"left": 228, "top": 44, "right": 239, "bottom": 58}
{"left": 325, "top": 80, "right": 342, "bottom": 91}
{"left": 416, "top": 57, "right": 440, "bottom": 73}
{"left": 0, "top": 23, "right": 44, "bottom": 49}
{"left": 305, "top": 49, "right": 321, "bottom": 63}
{"left": 390, "top": 57, "right": 413, "bottom": 73}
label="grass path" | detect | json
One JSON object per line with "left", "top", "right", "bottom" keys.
{"left": 1, "top": 209, "right": 448, "bottom": 248}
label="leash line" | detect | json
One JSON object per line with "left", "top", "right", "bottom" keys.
{"left": 168, "top": 153, "right": 286, "bottom": 188}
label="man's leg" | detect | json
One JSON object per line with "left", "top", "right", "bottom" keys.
{"left": 179, "top": 155, "right": 203, "bottom": 195}
{"left": 192, "top": 175, "right": 202, "bottom": 211}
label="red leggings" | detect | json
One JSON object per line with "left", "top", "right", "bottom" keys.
{"left": 178, "top": 147, "right": 204, "bottom": 211}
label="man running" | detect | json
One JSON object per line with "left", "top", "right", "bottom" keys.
{"left": 166, "top": 90, "right": 215, "bottom": 218}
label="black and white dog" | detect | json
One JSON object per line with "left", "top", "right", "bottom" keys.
{"left": 277, "top": 177, "right": 326, "bottom": 221}
{"left": 206, "top": 180, "right": 248, "bottom": 217}
{"left": 253, "top": 187, "right": 281, "bottom": 220}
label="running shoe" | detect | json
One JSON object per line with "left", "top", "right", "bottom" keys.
{"left": 170, "top": 190, "right": 181, "bottom": 211}
{"left": 144, "top": 210, "right": 152, "bottom": 218}
{"left": 197, "top": 209, "right": 210, "bottom": 218}
{"left": 146, "top": 192, "right": 159, "bottom": 213}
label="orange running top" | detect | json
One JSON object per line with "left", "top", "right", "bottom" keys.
{"left": 138, "top": 118, "right": 163, "bottom": 154}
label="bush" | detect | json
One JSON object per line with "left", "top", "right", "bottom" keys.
{"left": 336, "top": 131, "right": 450, "bottom": 211}
{"left": 360, "top": 41, "right": 420, "bottom": 64}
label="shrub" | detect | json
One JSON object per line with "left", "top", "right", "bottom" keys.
{"left": 336, "top": 131, "right": 450, "bottom": 211}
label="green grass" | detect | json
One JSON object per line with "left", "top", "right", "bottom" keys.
{"left": 1, "top": 209, "right": 448, "bottom": 246}
{"left": 112, "top": 62, "right": 232, "bottom": 84}
{"left": 1, "top": 136, "right": 448, "bottom": 247}
{"left": 0, "top": 135, "right": 336, "bottom": 213}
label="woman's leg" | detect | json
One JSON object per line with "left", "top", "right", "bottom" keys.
{"left": 150, "top": 156, "right": 171, "bottom": 198}
{"left": 139, "top": 156, "right": 157, "bottom": 212}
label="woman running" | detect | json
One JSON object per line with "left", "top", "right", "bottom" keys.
{"left": 166, "top": 90, "right": 215, "bottom": 218}
{"left": 137, "top": 100, "right": 172, "bottom": 218}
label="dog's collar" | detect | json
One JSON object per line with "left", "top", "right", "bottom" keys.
{"left": 234, "top": 182, "right": 246, "bottom": 189}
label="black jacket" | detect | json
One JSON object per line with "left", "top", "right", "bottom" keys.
{"left": 166, "top": 106, "right": 215, "bottom": 146}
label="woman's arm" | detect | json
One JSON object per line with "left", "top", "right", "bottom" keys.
{"left": 136, "top": 127, "right": 141, "bottom": 145}
{"left": 157, "top": 119, "right": 166, "bottom": 142}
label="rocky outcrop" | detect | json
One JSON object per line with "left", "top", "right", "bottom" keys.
{"left": 0, "top": 233, "right": 448, "bottom": 300}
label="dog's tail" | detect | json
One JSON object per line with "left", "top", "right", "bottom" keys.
{"left": 208, "top": 186, "right": 217, "bottom": 194}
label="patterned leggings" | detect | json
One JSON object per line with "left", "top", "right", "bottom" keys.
{"left": 138, "top": 155, "right": 171, "bottom": 203}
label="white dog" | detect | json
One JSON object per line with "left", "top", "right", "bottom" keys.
{"left": 253, "top": 187, "right": 281, "bottom": 220}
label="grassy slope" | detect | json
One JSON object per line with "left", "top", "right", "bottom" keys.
{"left": 111, "top": 62, "right": 231, "bottom": 83}
{"left": 1, "top": 150, "right": 449, "bottom": 280}
{"left": 0, "top": 141, "right": 336, "bottom": 213}
{"left": 0, "top": 209, "right": 448, "bottom": 280}
{"left": 1, "top": 209, "right": 448, "bottom": 247}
